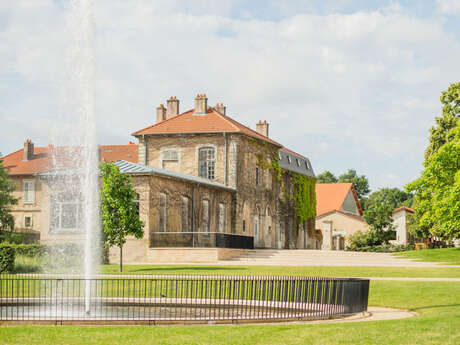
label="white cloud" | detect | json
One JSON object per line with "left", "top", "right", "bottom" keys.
{"left": 437, "top": 0, "right": 460, "bottom": 15}
{"left": 1, "top": 1, "right": 459, "bottom": 191}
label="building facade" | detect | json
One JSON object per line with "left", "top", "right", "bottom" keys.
{"left": 315, "top": 183, "right": 367, "bottom": 250}
{"left": 1, "top": 94, "right": 318, "bottom": 263}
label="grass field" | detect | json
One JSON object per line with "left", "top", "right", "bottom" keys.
{"left": 394, "top": 247, "right": 460, "bottom": 265}
{"left": 0, "top": 265, "right": 459, "bottom": 345}
{"left": 101, "top": 264, "right": 460, "bottom": 278}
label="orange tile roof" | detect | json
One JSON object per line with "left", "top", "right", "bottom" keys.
{"left": 315, "top": 183, "right": 363, "bottom": 217}
{"left": 392, "top": 206, "right": 415, "bottom": 214}
{"left": 132, "top": 106, "right": 282, "bottom": 147}
{"left": 1, "top": 143, "right": 138, "bottom": 176}
{"left": 100, "top": 142, "right": 138, "bottom": 163}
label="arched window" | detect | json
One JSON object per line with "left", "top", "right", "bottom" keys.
{"left": 159, "top": 193, "right": 167, "bottom": 232}
{"left": 218, "top": 203, "right": 225, "bottom": 233}
{"left": 181, "top": 196, "right": 192, "bottom": 232}
{"left": 201, "top": 199, "right": 210, "bottom": 232}
{"left": 198, "top": 147, "right": 215, "bottom": 180}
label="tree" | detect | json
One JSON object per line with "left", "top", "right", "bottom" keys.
{"left": 363, "top": 188, "right": 413, "bottom": 244}
{"left": 407, "top": 125, "right": 460, "bottom": 239}
{"left": 338, "top": 169, "right": 370, "bottom": 204}
{"left": 100, "top": 162, "right": 144, "bottom": 272}
{"left": 425, "top": 82, "right": 460, "bottom": 160}
{"left": 0, "top": 159, "right": 17, "bottom": 231}
{"left": 316, "top": 170, "right": 338, "bottom": 183}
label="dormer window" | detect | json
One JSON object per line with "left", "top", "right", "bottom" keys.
{"left": 296, "top": 158, "right": 301, "bottom": 167}
{"left": 287, "top": 156, "right": 291, "bottom": 164}
{"left": 199, "top": 147, "right": 215, "bottom": 180}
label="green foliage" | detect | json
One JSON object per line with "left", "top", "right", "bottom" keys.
{"left": 0, "top": 231, "right": 40, "bottom": 244}
{"left": 100, "top": 162, "right": 144, "bottom": 271}
{"left": 6, "top": 243, "right": 47, "bottom": 257}
{"left": 316, "top": 169, "right": 370, "bottom": 205}
{"left": 0, "top": 245, "right": 15, "bottom": 273}
{"left": 291, "top": 173, "right": 316, "bottom": 225}
{"left": 271, "top": 153, "right": 282, "bottom": 181}
{"left": 425, "top": 82, "right": 460, "bottom": 160}
{"left": 0, "top": 160, "right": 18, "bottom": 231}
{"left": 346, "top": 230, "right": 409, "bottom": 252}
{"left": 316, "top": 170, "right": 338, "bottom": 183}
{"left": 337, "top": 169, "right": 370, "bottom": 204}
{"left": 407, "top": 125, "right": 460, "bottom": 239}
{"left": 363, "top": 188, "right": 413, "bottom": 244}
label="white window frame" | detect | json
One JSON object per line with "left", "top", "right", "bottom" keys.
{"left": 23, "top": 180, "right": 35, "bottom": 204}
{"left": 161, "top": 148, "right": 180, "bottom": 162}
{"left": 51, "top": 202, "right": 82, "bottom": 232}
{"left": 24, "top": 215, "right": 33, "bottom": 228}
{"left": 197, "top": 145, "right": 217, "bottom": 180}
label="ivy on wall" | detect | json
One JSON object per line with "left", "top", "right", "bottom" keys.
{"left": 249, "top": 138, "right": 316, "bottom": 226}
{"left": 292, "top": 173, "right": 316, "bottom": 225}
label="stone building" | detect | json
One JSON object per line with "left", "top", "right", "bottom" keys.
{"left": 1, "top": 141, "right": 138, "bottom": 237}
{"left": 1, "top": 93, "right": 318, "bottom": 263}
{"left": 315, "top": 183, "right": 367, "bottom": 250}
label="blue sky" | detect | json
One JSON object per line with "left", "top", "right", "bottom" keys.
{"left": 1, "top": 0, "right": 459, "bottom": 191}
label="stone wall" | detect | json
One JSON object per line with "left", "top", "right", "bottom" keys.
{"left": 10, "top": 176, "right": 43, "bottom": 234}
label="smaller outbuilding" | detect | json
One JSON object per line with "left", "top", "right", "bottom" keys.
{"left": 315, "top": 183, "right": 367, "bottom": 250}
{"left": 390, "top": 206, "right": 415, "bottom": 246}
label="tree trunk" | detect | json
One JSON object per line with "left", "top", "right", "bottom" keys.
{"left": 119, "top": 245, "right": 123, "bottom": 272}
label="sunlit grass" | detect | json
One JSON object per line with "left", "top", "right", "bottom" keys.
{"left": 394, "top": 247, "right": 460, "bottom": 265}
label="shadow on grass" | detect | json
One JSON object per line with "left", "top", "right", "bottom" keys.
{"left": 412, "top": 304, "right": 460, "bottom": 311}
{"left": 105, "top": 266, "right": 248, "bottom": 273}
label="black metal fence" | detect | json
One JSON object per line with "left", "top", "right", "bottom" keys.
{"left": 0, "top": 274, "right": 369, "bottom": 324}
{"left": 150, "top": 232, "right": 254, "bottom": 249}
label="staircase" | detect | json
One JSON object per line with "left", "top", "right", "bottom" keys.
{"left": 219, "top": 249, "right": 446, "bottom": 267}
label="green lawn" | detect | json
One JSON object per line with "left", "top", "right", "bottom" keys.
{"left": 394, "top": 247, "right": 460, "bottom": 265}
{"left": 0, "top": 266, "right": 459, "bottom": 345}
{"left": 0, "top": 280, "right": 458, "bottom": 345}
{"left": 101, "top": 264, "right": 460, "bottom": 278}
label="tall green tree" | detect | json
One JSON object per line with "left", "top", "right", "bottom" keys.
{"left": 0, "top": 159, "right": 17, "bottom": 231}
{"left": 316, "top": 170, "right": 338, "bottom": 183}
{"left": 100, "top": 162, "right": 144, "bottom": 272}
{"left": 407, "top": 125, "right": 460, "bottom": 239}
{"left": 338, "top": 169, "right": 370, "bottom": 204}
{"left": 425, "top": 82, "right": 460, "bottom": 160}
{"left": 363, "top": 188, "right": 413, "bottom": 244}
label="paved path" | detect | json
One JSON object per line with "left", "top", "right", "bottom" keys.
{"left": 304, "top": 307, "right": 416, "bottom": 324}
{"left": 218, "top": 249, "right": 460, "bottom": 268}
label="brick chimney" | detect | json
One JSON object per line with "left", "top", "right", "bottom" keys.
{"left": 194, "top": 94, "right": 208, "bottom": 115}
{"left": 215, "top": 103, "right": 226, "bottom": 115}
{"left": 166, "top": 96, "right": 180, "bottom": 119}
{"left": 256, "top": 120, "right": 269, "bottom": 137}
{"left": 23, "top": 139, "right": 34, "bottom": 161}
{"left": 156, "top": 104, "right": 166, "bottom": 123}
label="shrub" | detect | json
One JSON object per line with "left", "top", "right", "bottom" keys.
{"left": 0, "top": 231, "right": 40, "bottom": 244}
{"left": 11, "top": 244, "right": 47, "bottom": 257}
{"left": 0, "top": 246, "right": 15, "bottom": 273}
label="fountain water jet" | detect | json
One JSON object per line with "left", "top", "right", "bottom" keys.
{"left": 47, "top": 0, "right": 99, "bottom": 315}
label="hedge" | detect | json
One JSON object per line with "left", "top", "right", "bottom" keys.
{"left": 0, "top": 232, "right": 40, "bottom": 244}
{"left": 0, "top": 246, "right": 15, "bottom": 273}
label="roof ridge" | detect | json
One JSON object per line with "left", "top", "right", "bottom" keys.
{"left": 131, "top": 109, "right": 195, "bottom": 136}
{"left": 208, "top": 107, "right": 240, "bottom": 132}
{"left": 217, "top": 111, "right": 282, "bottom": 146}
{"left": 1, "top": 148, "right": 23, "bottom": 160}
{"left": 281, "top": 147, "right": 307, "bottom": 159}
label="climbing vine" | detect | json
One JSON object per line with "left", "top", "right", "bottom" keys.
{"left": 292, "top": 173, "right": 316, "bottom": 225}
{"left": 248, "top": 138, "right": 316, "bottom": 225}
